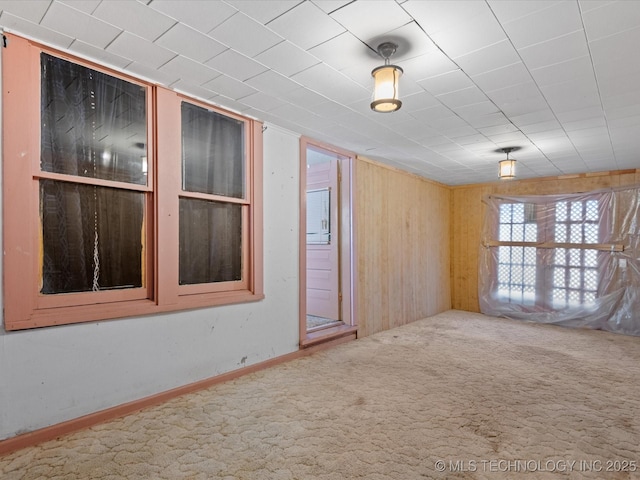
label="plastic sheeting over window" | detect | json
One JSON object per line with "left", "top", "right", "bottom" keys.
{"left": 479, "top": 185, "right": 640, "bottom": 336}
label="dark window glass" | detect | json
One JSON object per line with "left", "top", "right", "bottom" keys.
{"left": 41, "top": 53, "right": 148, "bottom": 185}
{"left": 40, "top": 180, "right": 144, "bottom": 294}
{"left": 181, "top": 102, "right": 245, "bottom": 198}
{"left": 179, "top": 198, "right": 242, "bottom": 285}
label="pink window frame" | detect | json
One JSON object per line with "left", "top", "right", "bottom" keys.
{"left": 2, "top": 34, "right": 264, "bottom": 331}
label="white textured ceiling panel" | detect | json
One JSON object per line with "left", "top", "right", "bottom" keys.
{"left": 0, "top": 0, "right": 639, "bottom": 186}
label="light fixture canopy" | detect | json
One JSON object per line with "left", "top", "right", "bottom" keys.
{"left": 498, "top": 147, "right": 517, "bottom": 179}
{"left": 371, "top": 42, "right": 403, "bottom": 113}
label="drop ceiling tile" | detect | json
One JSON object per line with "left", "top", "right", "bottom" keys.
{"left": 158, "top": 55, "right": 221, "bottom": 85}
{"left": 58, "top": 1, "right": 101, "bottom": 14}
{"left": 329, "top": 0, "right": 412, "bottom": 43}
{"left": 69, "top": 39, "right": 132, "bottom": 69}
{"left": 487, "top": 131, "right": 529, "bottom": 144}
{"left": 211, "top": 94, "right": 253, "bottom": 114}
{"left": 291, "top": 63, "right": 370, "bottom": 104}
{"left": 455, "top": 40, "right": 520, "bottom": 77}
{"left": 487, "top": 0, "right": 560, "bottom": 24}
{"left": 312, "top": 1, "right": 354, "bottom": 14}
{"left": 582, "top": 0, "right": 640, "bottom": 41}
{"left": 0, "top": 12, "right": 74, "bottom": 49}
{"left": 239, "top": 91, "right": 289, "bottom": 112}
{"left": 308, "top": 32, "right": 371, "bottom": 72}
{"left": 431, "top": 10, "right": 507, "bottom": 59}
{"left": 478, "top": 124, "right": 520, "bottom": 136}
{"left": 268, "top": 1, "right": 344, "bottom": 50}
{"left": 555, "top": 106, "right": 605, "bottom": 123}
{"left": 436, "top": 86, "right": 489, "bottom": 109}
{"left": 0, "top": 0, "right": 50, "bottom": 23}
{"left": 124, "top": 61, "right": 181, "bottom": 86}
{"left": 93, "top": 0, "right": 175, "bottom": 42}
{"left": 376, "top": 21, "right": 439, "bottom": 62}
{"left": 563, "top": 117, "right": 607, "bottom": 132}
{"left": 518, "top": 30, "right": 590, "bottom": 70}
{"left": 155, "top": 24, "right": 227, "bottom": 63}
{"left": 403, "top": 0, "right": 489, "bottom": 35}
{"left": 471, "top": 62, "right": 532, "bottom": 93}
{"left": 107, "top": 32, "right": 176, "bottom": 69}
{"left": 589, "top": 26, "right": 640, "bottom": 75}
{"left": 226, "top": 0, "right": 302, "bottom": 24}
{"left": 399, "top": 91, "right": 440, "bottom": 113}
{"left": 206, "top": 49, "right": 268, "bottom": 82}
{"left": 312, "top": 101, "right": 356, "bottom": 118}
{"left": 518, "top": 120, "right": 563, "bottom": 134}
{"left": 203, "top": 74, "right": 257, "bottom": 100}
{"left": 499, "top": 96, "right": 552, "bottom": 117}
{"left": 399, "top": 49, "right": 457, "bottom": 82}
{"left": 468, "top": 112, "right": 511, "bottom": 128}
{"left": 418, "top": 69, "right": 474, "bottom": 96}
{"left": 529, "top": 56, "right": 594, "bottom": 87}
{"left": 454, "top": 101, "right": 501, "bottom": 120}
{"left": 171, "top": 80, "right": 218, "bottom": 102}
{"left": 255, "top": 41, "right": 320, "bottom": 78}
{"left": 503, "top": 1, "right": 583, "bottom": 49}
{"left": 578, "top": 1, "right": 617, "bottom": 14}
{"left": 149, "top": 0, "right": 236, "bottom": 33}
{"left": 541, "top": 81, "right": 601, "bottom": 113}
{"left": 210, "top": 12, "right": 283, "bottom": 57}
{"left": 286, "top": 87, "right": 330, "bottom": 109}
{"left": 453, "top": 133, "right": 490, "bottom": 146}
{"left": 41, "top": 1, "right": 121, "bottom": 48}
{"left": 245, "top": 70, "right": 303, "bottom": 97}
{"left": 487, "top": 81, "right": 542, "bottom": 105}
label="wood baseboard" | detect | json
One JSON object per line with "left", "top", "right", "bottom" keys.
{"left": 0, "top": 337, "right": 354, "bottom": 457}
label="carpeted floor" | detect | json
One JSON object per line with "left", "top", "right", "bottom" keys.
{"left": 2, "top": 310, "right": 640, "bottom": 479}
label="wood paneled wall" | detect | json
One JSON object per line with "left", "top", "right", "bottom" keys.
{"left": 451, "top": 169, "right": 640, "bottom": 313}
{"left": 355, "top": 157, "right": 451, "bottom": 337}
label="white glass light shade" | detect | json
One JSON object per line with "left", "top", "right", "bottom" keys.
{"left": 499, "top": 158, "right": 516, "bottom": 179}
{"left": 370, "top": 64, "right": 403, "bottom": 113}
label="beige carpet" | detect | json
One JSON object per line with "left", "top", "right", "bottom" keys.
{"left": 2, "top": 310, "right": 640, "bottom": 479}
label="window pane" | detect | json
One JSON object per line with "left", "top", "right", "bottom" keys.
{"left": 179, "top": 198, "right": 242, "bottom": 285}
{"left": 555, "top": 224, "right": 566, "bottom": 242}
{"left": 556, "top": 202, "right": 567, "bottom": 221}
{"left": 40, "top": 180, "right": 144, "bottom": 294}
{"left": 512, "top": 203, "right": 524, "bottom": 223}
{"left": 41, "top": 54, "right": 147, "bottom": 185}
{"left": 181, "top": 102, "right": 245, "bottom": 198}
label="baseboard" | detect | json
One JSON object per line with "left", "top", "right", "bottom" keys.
{"left": 0, "top": 337, "right": 354, "bottom": 457}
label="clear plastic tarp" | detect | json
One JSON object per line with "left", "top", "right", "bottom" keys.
{"left": 479, "top": 185, "right": 640, "bottom": 336}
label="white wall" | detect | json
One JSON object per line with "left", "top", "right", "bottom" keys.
{"left": 0, "top": 124, "right": 301, "bottom": 440}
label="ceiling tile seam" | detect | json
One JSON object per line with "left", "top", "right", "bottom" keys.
{"left": 485, "top": 0, "right": 581, "bottom": 175}
{"left": 37, "top": 0, "right": 54, "bottom": 24}
{"left": 150, "top": 20, "right": 179, "bottom": 44}
{"left": 261, "top": 1, "right": 306, "bottom": 25}
{"left": 312, "top": 0, "right": 357, "bottom": 16}
{"left": 577, "top": 0, "right": 620, "bottom": 170}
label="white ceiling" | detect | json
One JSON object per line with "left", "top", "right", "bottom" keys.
{"left": 1, "top": 0, "right": 639, "bottom": 185}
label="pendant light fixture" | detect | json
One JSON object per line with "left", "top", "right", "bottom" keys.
{"left": 370, "top": 42, "right": 403, "bottom": 113}
{"left": 498, "top": 147, "right": 517, "bottom": 179}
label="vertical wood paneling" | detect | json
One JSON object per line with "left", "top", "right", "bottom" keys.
{"left": 451, "top": 170, "right": 640, "bottom": 313}
{"left": 355, "top": 158, "right": 451, "bottom": 337}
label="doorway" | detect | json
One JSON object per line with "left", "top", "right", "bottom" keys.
{"left": 299, "top": 138, "right": 357, "bottom": 347}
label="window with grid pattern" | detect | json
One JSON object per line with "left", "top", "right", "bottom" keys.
{"left": 497, "top": 203, "right": 537, "bottom": 305}
{"left": 551, "top": 200, "right": 599, "bottom": 307}
{"left": 494, "top": 199, "right": 600, "bottom": 310}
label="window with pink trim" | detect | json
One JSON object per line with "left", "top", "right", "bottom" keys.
{"left": 2, "top": 34, "right": 263, "bottom": 330}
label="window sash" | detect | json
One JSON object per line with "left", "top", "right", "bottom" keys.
{"left": 2, "top": 34, "right": 264, "bottom": 330}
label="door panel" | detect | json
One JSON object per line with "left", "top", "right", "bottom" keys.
{"left": 306, "top": 159, "right": 339, "bottom": 320}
